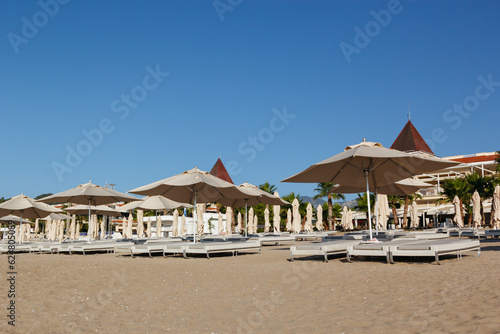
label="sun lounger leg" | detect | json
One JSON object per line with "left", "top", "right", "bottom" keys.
{"left": 323, "top": 252, "right": 328, "bottom": 263}
{"left": 206, "top": 252, "right": 210, "bottom": 259}
{"left": 434, "top": 251, "right": 441, "bottom": 265}
{"left": 346, "top": 252, "right": 353, "bottom": 263}
{"left": 183, "top": 250, "right": 187, "bottom": 259}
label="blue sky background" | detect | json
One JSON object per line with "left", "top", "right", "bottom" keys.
{"left": 1, "top": 0, "right": 499, "bottom": 200}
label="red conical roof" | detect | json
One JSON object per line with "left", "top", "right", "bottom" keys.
{"left": 210, "top": 158, "right": 234, "bottom": 184}
{"left": 390, "top": 120, "right": 434, "bottom": 155}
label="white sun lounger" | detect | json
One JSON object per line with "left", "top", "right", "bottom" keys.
{"left": 290, "top": 239, "right": 361, "bottom": 262}
{"left": 70, "top": 241, "right": 134, "bottom": 255}
{"left": 449, "top": 228, "right": 485, "bottom": 239}
{"left": 250, "top": 235, "right": 295, "bottom": 246}
{"left": 179, "top": 240, "right": 262, "bottom": 259}
{"left": 389, "top": 239, "right": 481, "bottom": 264}
{"left": 114, "top": 240, "right": 183, "bottom": 257}
{"left": 485, "top": 229, "right": 500, "bottom": 239}
{"left": 346, "top": 239, "right": 423, "bottom": 263}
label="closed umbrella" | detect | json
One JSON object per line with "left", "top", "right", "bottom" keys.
{"left": 196, "top": 203, "right": 205, "bottom": 235}
{"left": 304, "top": 203, "right": 313, "bottom": 233}
{"left": 272, "top": 192, "right": 281, "bottom": 233}
{"left": 156, "top": 215, "right": 162, "bottom": 238}
{"left": 34, "top": 218, "right": 39, "bottom": 235}
{"left": 341, "top": 206, "right": 349, "bottom": 230}
{"left": 347, "top": 209, "right": 354, "bottom": 230}
{"left": 146, "top": 217, "right": 152, "bottom": 238}
{"left": 137, "top": 210, "right": 144, "bottom": 238}
{"left": 172, "top": 209, "right": 179, "bottom": 237}
{"left": 472, "top": 190, "right": 482, "bottom": 229}
{"left": 492, "top": 185, "right": 500, "bottom": 229}
{"left": 237, "top": 212, "right": 242, "bottom": 233}
{"left": 283, "top": 139, "right": 458, "bottom": 240}
{"left": 226, "top": 207, "right": 233, "bottom": 234}
{"left": 264, "top": 207, "right": 270, "bottom": 233}
{"left": 316, "top": 205, "right": 324, "bottom": 231}
{"left": 100, "top": 215, "right": 107, "bottom": 239}
{"left": 180, "top": 215, "right": 187, "bottom": 235}
{"left": 253, "top": 215, "right": 258, "bottom": 234}
{"left": 410, "top": 200, "right": 420, "bottom": 229}
{"left": 286, "top": 209, "right": 292, "bottom": 232}
{"left": 126, "top": 212, "right": 133, "bottom": 239}
{"left": 376, "top": 194, "right": 390, "bottom": 231}
{"left": 248, "top": 208, "right": 254, "bottom": 234}
{"left": 217, "top": 211, "right": 224, "bottom": 234}
{"left": 292, "top": 199, "right": 301, "bottom": 233}
{"left": 452, "top": 196, "right": 464, "bottom": 228}
{"left": 129, "top": 167, "right": 249, "bottom": 243}
{"left": 76, "top": 222, "right": 80, "bottom": 239}
{"left": 58, "top": 220, "right": 65, "bottom": 241}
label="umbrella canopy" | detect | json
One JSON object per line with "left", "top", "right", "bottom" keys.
{"left": 217, "top": 182, "right": 289, "bottom": 207}
{"left": 304, "top": 203, "right": 313, "bottom": 233}
{"left": 316, "top": 204, "right": 324, "bottom": 231}
{"left": 492, "top": 185, "right": 500, "bottom": 229}
{"left": 40, "top": 213, "right": 72, "bottom": 220}
{"left": 272, "top": 191, "right": 281, "bottom": 233}
{"left": 472, "top": 190, "right": 482, "bottom": 228}
{"left": 0, "top": 214, "right": 31, "bottom": 224}
{"left": 118, "top": 195, "right": 192, "bottom": 212}
{"left": 283, "top": 140, "right": 458, "bottom": 239}
{"left": 452, "top": 196, "right": 464, "bottom": 228}
{"left": 65, "top": 204, "right": 120, "bottom": 216}
{"left": 410, "top": 200, "right": 420, "bottom": 229}
{"left": 332, "top": 177, "right": 433, "bottom": 196}
{"left": 0, "top": 194, "right": 62, "bottom": 220}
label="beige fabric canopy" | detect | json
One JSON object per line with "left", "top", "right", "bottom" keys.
{"left": 0, "top": 194, "right": 61, "bottom": 220}
{"left": 237, "top": 212, "right": 242, "bottom": 233}
{"left": 248, "top": 208, "right": 255, "bottom": 234}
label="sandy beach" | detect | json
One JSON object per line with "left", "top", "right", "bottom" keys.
{"left": 1, "top": 238, "right": 500, "bottom": 334}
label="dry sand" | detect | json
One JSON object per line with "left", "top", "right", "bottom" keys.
{"left": 1, "top": 238, "right": 500, "bottom": 334}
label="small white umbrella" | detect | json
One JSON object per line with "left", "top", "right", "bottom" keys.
{"left": 273, "top": 192, "right": 281, "bottom": 233}
{"left": 492, "top": 185, "right": 500, "bottom": 229}
{"left": 156, "top": 215, "right": 162, "bottom": 238}
{"left": 58, "top": 220, "right": 65, "bottom": 241}
{"left": 126, "top": 213, "right": 133, "bottom": 239}
{"left": 100, "top": 215, "right": 107, "bottom": 239}
{"left": 347, "top": 209, "right": 354, "bottom": 230}
{"left": 34, "top": 218, "right": 39, "bottom": 235}
{"left": 218, "top": 211, "right": 224, "bottom": 234}
{"left": 180, "top": 214, "right": 187, "bottom": 235}
{"left": 472, "top": 190, "right": 482, "bottom": 228}
{"left": 376, "top": 194, "right": 390, "bottom": 231}
{"left": 19, "top": 224, "right": 25, "bottom": 243}
{"left": 410, "top": 200, "right": 420, "bottom": 229}
{"left": 137, "top": 210, "right": 144, "bottom": 237}
{"left": 248, "top": 208, "right": 255, "bottom": 234}
{"left": 304, "top": 203, "right": 313, "bottom": 233}
{"left": 341, "top": 206, "right": 349, "bottom": 230}
{"left": 146, "top": 217, "right": 152, "bottom": 238}
{"left": 196, "top": 203, "right": 205, "bottom": 235}
{"left": 172, "top": 209, "right": 179, "bottom": 237}
{"left": 253, "top": 215, "right": 258, "bottom": 233}
{"left": 452, "top": 195, "right": 464, "bottom": 228}
{"left": 76, "top": 222, "right": 80, "bottom": 239}
{"left": 226, "top": 207, "right": 233, "bottom": 234}
{"left": 316, "top": 204, "right": 324, "bottom": 231}
{"left": 70, "top": 214, "right": 76, "bottom": 240}
{"left": 286, "top": 209, "right": 292, "bottom": 232}
{"left": 292, "top": 198, "right": 301, "bottom": 233}
{"left": 264, "top": 207, "right": 270, "bottom": 233}
{"left": 237, "top": 212, "right": 242, "bottom": 233}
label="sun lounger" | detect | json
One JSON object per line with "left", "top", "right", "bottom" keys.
{"left": 250, "top": 235, "right": 295, "bottom": 246}
{"left": 346, "top": 239, "right": 419, "bottom": 263}
{"left": 114, "top": 240, "right": 183, "bottom": 257}
{"left": 292, "top": 232, "right": 332, "bottom": 241}
{"left": 485, "top": 229, "right": 500, "bottom": 239}
{"left": 180, "top": 240, "right": 261, "bottom": 259}
{"left": 70, "top": 241, "right": 134, "bottom": 255}
{"left": 389, "top": 239, "right": 481, "bottom": 264}
{"left": 449, "top": 228, "right": 485, "bottom": 239}
{"left": 290, "top": 239, "right": 361, "bottom": 262}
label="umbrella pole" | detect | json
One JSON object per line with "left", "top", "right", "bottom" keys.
{"left": 88, "top": 199, "right": 92, "bottom": 242}
{"left": 375, "top": 191, "right": 379, "bottom": 235}
{"left": 193, "top": 190, "right": 197, "bottom": 243}
{"left": 245, "top": 199, "right": 248, "bottom": 237}
{"left": 365, "top": 171, "right": 374, "bottom": 240}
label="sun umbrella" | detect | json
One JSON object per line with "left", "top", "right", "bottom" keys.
{"left": 137, "top": 210, "right": 144, "bottom": 238}
{"left": 452, "top": 196, "right": 464, "bottom": 228}
{"left": 19, "top": 224, "right": 25, "bottom": 243}
{"left": 248, "top": 207, "right": 255, "bottom": 234}
{"left": 341, "top": 206, "right": 349, "bottom": 230}
{"left": 146, "top": 217, "right": 152, "bottom": 238}
{"left": 217, "top": 211, "right": 224, "bottom": 234}
{"left": 34, "top": 218, "right": 40, "bottom": 235}
{"left": 226, "top": 207, "right": 233, "bottom": 234}
{"left": 65, "top": 204, "right": 120, "bottom": 216}
{"left": 286, "top": 209, "right": 292, "bottom": 231}
{"left": 253, "top": 215, "right": 258, "bottom": 233}
{"left": 129, "top": 167, "right": 249, "bottom": 242}
{"left": 172, "top": 209, "right": 179, "bottom": 237}
{"left": 304, "top": 203, "right": 313, "bottom": 233}
{"left": 237, "top": 212, "right": 242, "bottom": 233}
{"left": 332, "top": 177, "right": 432, "bottom": 196}
{"left": 283, "top": 139, "right": 458, "bottom": 240}
{"left": 0, "top": 194, "right": 61, "bottom": 222}
{"left": 472, "top": 190, "right": 482, "bottom": 228}
{"left": 0, "top": 214, "right": 31, "bottom": 224}
{"left": 492, "top": 185, "right": 500, "bottom": 229}
{"left": 272, "top": 192, "right": 281, "bottom": 233}
{"left": 316, "top": 204, "right": 324, "bottom": 231}
{"left": 180, "top": 215, "right": 187, "bottom": 235}
{"left": 347, "top": 209, "right": 354, "bottom": 230}
{"left": 58, "top": 220, "right": 65, "bottom": 241}
{"left": 118, "top": 195, "right": 192, "bottom": 211}
{"left": 156, "top": 215, "right": 162, "bottom": 238}
{"left": 292, "top": 198, "right": 301, "bottom": 233}
{"left": 410, "top": 200, "right": 420, "bottom": 229}
{"left": 196, "top": 203, "right": 205, "bottom": 235}
{"left": 100, "top": 215, "right": 107, "bottom": 239}
{"left": 264, "top": 207, "right": 270, "bottom": 233}
{"left": 125, "top": 212, "right": 133, "bottom": 239}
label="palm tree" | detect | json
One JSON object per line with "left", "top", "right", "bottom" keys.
{"left": 387, "top": 195, "right": 404, "bottom": 228}
{"left": 258, "top": 182, "right": 277, "bottom": 195}
{"left": 313, "top": 183, "right": 345, "bottom": 230}
{"left": 354, "top": 193, "right": 375, "bottom": 229}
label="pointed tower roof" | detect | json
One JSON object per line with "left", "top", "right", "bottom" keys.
{"left": 390, "top": 120, "right": 434, "bottom": 155}
{"left": 209, "top": 158, "right": 234, "bottom": 184}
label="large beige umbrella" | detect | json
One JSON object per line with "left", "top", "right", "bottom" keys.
{"left": 0, "top": 194, "right": 61, "bottom": 226}
{"left": 410, "top": 200, "right": 420, "bottom": 229}
{"left": 237, "top": 212, "right": 242, "bottom": 233}
{"left": 376, "top": 194, "right": 390, "bottom": 231}
{"left": 292, "top": 198, "right": 301, "bottom": 233}
{"left": 472, "top": 190, "right": 482, "bottom": 228}
{"left": 272, "top": 191, "right": 281, "bottom": 233}
{"left": 248, "top": 207, "right": 254, "bottom": 234}
{"left": 129, "top": 167, "right": 249, "bottom": 242}
{"left": 118, "top": 195, "right": 192, "bottom": 211}
{"left": 304, "top": 203, "right": 314, "bottom": 233}
{"left": 156, "top": 215, "right": 162, "bottom": 238}
{"left": 0, "top": 214, "right": 31, "bottom": 224}
{"left": 146, "top": 217, "right": 152, "bottom": 238}
{"left": 452, "top": 196, "right": 464, "bottom": 228}
{"left": 137, "top": 210, "right": 144, "bottom": 237}
{"left": 491, "top": 185, "right": 500, "bottom": 229}
{"left": 286, "top": 208, "right": 292, "bottom": 231}
{"left": 332, "top": 177, "right": 432, "bottom": 196}
{"left": 316, "top": 205, "right": 324, "bottom": 231}
{"left": 180, "top": 215, "right": 187, "bottom": 235}
{"left": 226, "top": 207, "right": 233, "bottom": 234}
{"left": 172, "top": 209, "right": 179, "bottom": 237}
{"left": 283, "top": 140, "right": 458, "bottom": 239}
{"left": 264, "top": 207, "right": 270, "bottom": 233}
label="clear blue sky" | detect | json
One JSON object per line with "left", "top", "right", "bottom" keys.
{"left": 1, "top": 0, "right": 499, "bottom": 200}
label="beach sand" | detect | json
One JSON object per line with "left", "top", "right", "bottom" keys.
{"left": 1, "top": 238, "right": 500, "bottom": 334}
